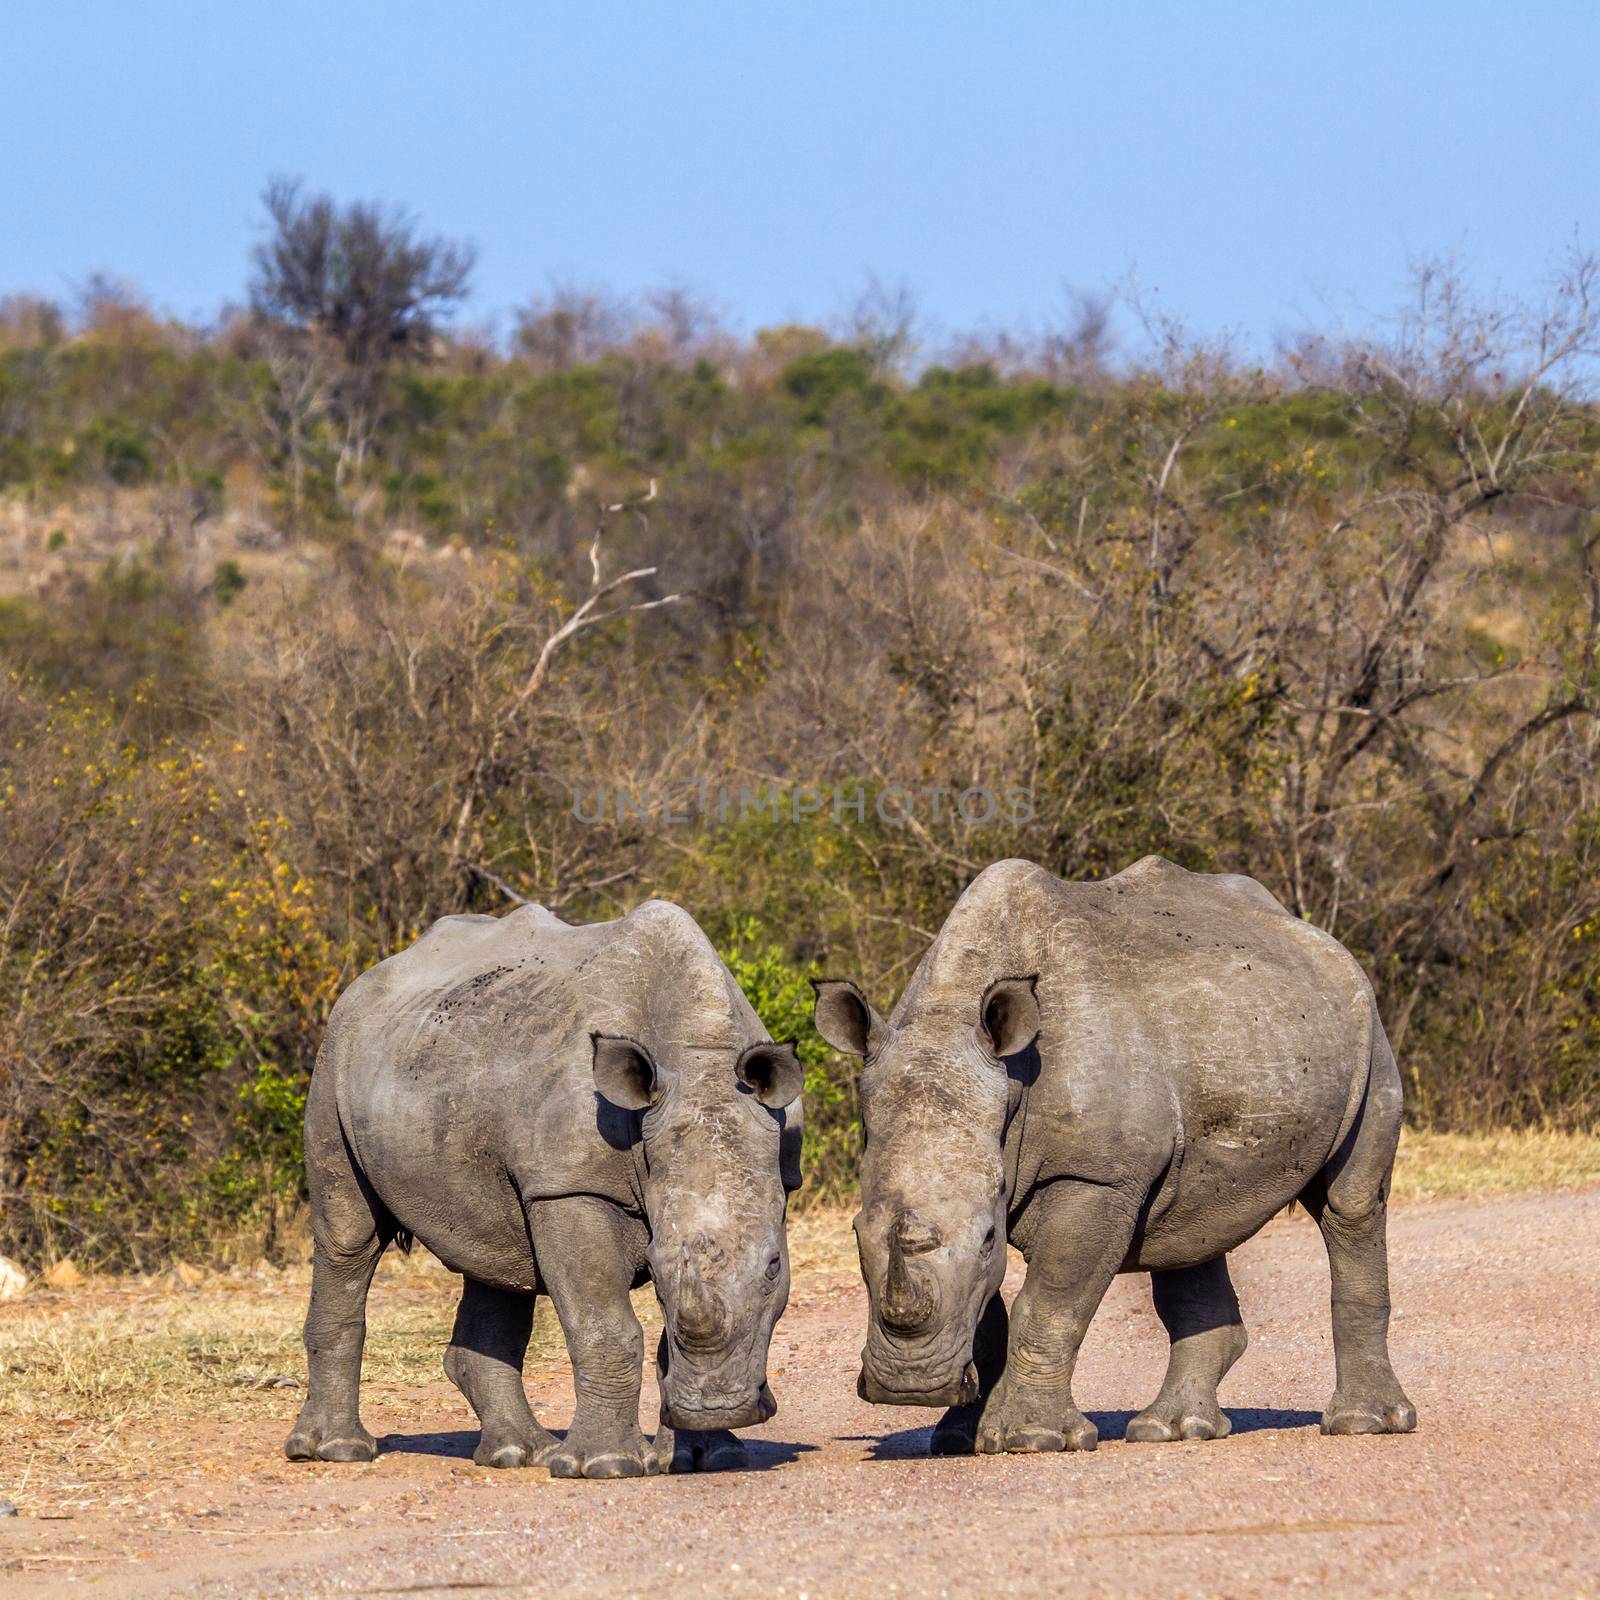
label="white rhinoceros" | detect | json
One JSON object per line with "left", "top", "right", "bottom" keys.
{"left": 286, "top": 899, "right": 802, "bottom": 1477}
{"left": 814, "top": 856, "right": 1416, "bottom": 1456}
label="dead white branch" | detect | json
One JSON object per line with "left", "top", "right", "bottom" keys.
{"left": 447, "top": 480, "right": 680, "bottom": 868}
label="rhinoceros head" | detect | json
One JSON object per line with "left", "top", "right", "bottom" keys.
{"left": 812, "top": 973, "right": 1039, "bottom": 1407}
{"left": 592, "top": 1030, "right": 803, "bottom": 1431}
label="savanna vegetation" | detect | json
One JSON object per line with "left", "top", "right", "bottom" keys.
{"left": 3, "top": 187, "right": 1599, "bottom": 1268}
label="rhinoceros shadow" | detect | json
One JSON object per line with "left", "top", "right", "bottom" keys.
{"left": 377, "top": 1428, "right": 480, "bottom": 1459}
{"left": 856, "top": 1407, "right": 1321, "bottom": 1461}
{"left": 376, "top": 1428, "right": 814, "bottom": 1471}
{"left": 850, "top": 1426, "right": 938, "bottom": 1461}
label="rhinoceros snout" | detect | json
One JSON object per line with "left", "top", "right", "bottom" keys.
{"left": 857, "top": 1358, "right": 979, "bottom": 1409}
{"left": 664, "top": 1379, "right": 776, "bottom": 1432}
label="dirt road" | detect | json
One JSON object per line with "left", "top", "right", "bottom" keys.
{"left": 4, "top": 1189, "right": 1597, "bottom": 1598}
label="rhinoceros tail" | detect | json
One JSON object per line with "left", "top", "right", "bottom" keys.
{"left": 392, "top": 1227, "right": 414, "bottom": 1255}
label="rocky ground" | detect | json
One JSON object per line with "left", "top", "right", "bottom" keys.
{"left": 2, "top": 1188, "right": 1597, "bottom": 1598}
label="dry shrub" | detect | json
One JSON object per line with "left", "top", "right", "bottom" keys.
{"left": 3, "top": 255, "right": 1600, "bottom": 1266}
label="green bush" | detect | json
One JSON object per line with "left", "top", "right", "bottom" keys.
{"left": 717, "top": 918, "right": 859, "bottom": 1198}
{"left": 213, "top": 559, "right": 247, "bottom": 605}
{"left": 71, "top": 416, "right": 154, "bottom": 485}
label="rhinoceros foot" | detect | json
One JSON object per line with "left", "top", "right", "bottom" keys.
{"left": 929, "top": 1399, "right": 990, "bottom": 1455}
{"left": 474, "top": 1421, "right": 558, "bottom": 1468}
{"left": 655, "top": 1426, "right": 749, "bottom": 1473}
{"left": 1322, "top": 1384, "right": 1417, "bottom": 1436}
{"left": 543, "top": 1423, "right": 659, "bottom": 1479}
{"left": 284, "top": 1420, "right": 377, "bottom": 1463}
{"left": 975, "top": 1383, "right": 1098, "bottom": 1454}
{"left": 1125, "top": 1393, "right": 1232, "bottom": 1443}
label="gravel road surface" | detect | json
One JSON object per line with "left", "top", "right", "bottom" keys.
{"left": 4, "top": 1190, "right": 1597, "bottom": 1598}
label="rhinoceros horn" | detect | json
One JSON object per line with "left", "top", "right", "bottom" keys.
{"left": 880, "top": 1211, "right": 939, "bottom": 1335}
{"left": 675, "top": 1233, "right": 732, "bottom": 1350}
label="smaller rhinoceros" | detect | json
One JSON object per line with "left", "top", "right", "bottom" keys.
{"left": 285, "top": 899, "right": 802, "bottom": 1477}
{"left": 813, "top": 856, "right": 1416, "bottom": 1456}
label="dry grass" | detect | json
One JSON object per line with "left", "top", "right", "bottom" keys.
{"left": 786, "top": 1207, "right": 860, "bottom": 1278}
{"left": 0, "top": 1252, "right": 576, "bottom": 1437}
{"left": 1390, "top": 1126, "right": 1600, "bottom": 1202}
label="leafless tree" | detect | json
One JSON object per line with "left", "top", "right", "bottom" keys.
{"left": 72, "top": 273, "right": 160, "bottom": 343}
{"left": 257, "top": 330, "right": 340, "bottom": 519}
{"left": 0, "top": 294, "right": 64, "bottom": 351}
{"left": 249, "top": 178, "right": 475, "bottom": 487}
{"left": 640, "top": 284, "right": 725, "bottom": 365}
{"left": 1264, "top": 251, "right": 1600, "bottom": 951}
{"left": 445, "top": 480, "right": 684, "bottom": 876}
{"left": 1039, "top": 286, "right": 1117, "bottom": 385}
{"left": 513, "top": 283, "right": 634, "bottom": 371}
{"left": 840, "top": 273, "right": 920, "bottom": 376}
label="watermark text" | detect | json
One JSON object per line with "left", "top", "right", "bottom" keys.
{"left": 570, "top": 781, "right": 1034, "bottom": 829}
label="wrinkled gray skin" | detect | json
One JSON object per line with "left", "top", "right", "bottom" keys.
{"left": 815, "top": 857, "right": 1417, "bottom": 1457}
{"left": 285, "top": 899, "right": 803, "bottom": 1478}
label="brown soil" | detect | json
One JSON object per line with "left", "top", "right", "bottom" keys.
{"left": 3, "top": 1190, "right": 1597, "bottom": 1599}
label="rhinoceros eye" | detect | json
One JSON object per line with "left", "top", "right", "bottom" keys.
{"left": 764, "top": 1254, "right": 782, "bottom": 1281}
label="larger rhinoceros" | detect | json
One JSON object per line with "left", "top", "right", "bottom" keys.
{"left": 285, "top": 899, "right": 803, "bottom": 1478}
{"left": 812, "top": 856, "right": 1416, "bottom": 1456}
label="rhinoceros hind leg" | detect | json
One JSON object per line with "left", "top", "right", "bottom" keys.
{"left": 285, "top": 1116, "right": 393, "bottom": 1464}
{"left": 976, "top": 1179, "right": 1141, "bottom": 1454}
{"left": 1303, "top": 1026, "right": 1417, "bottom": 1438}
{"left": 654, "top": 1425, "right": 748, "bottom": 1473}
{"left": 444, "top": 1278, "right": 558, "bottom": 1468}
{"left": 530, "top": 1196, "right": 658, "bottom": 1479}
{"left": 1126, "top": 1256, "right": 1246, "bottom": 1443}
{"left": 931, "top": 1291, "right": 1008, "bottom": 1455}
{"left": 1305, "top": 1191, "right": 1417, "bottom": 1435}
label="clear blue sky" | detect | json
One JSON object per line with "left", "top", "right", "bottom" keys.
{"left": 4, "top": 1, "right": 1596, "bottom": 351}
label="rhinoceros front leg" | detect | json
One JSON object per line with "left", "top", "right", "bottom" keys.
{"left": 528, "top": 1195, "right": 657, "bottom": 1479}
{"left": 1126, "top": 1256, "right": 1248, "bottom": 1443}
{"left": 650, "top": 1333, "right": 749, "bottom": 1473}
{"left": 930, "top": 1291, "right": 1008, "bottom": 1456}
{"left": 977, "top": 1180, "right": 1141, "bottom": 1454}
{"left": 444, "top": 1279, "right": 558, "bottom": 1468}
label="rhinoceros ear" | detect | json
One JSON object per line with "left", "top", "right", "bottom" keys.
{"left": 810, "top": 978, "right": 883, "bottom": 1058}
{"left": 978, "top": 975, "right": 1040, "bottom": 1059}
{"left": 736, "top": 1040, "right": 804, "bottom": 1109}
{"left": 592, "top": 1033, "right": 659, "bottom": 1111}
